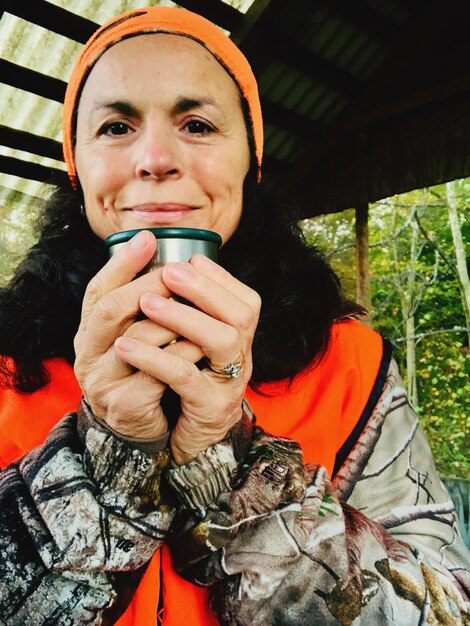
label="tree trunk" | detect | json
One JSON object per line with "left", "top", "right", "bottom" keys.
{"left": 389, "top": 201, "right": 420, "bottom": 408}
{"left": 405, "top": 220, "right": 419, "bottom": 407}
{"left": 446, "top": 180, "right": 470, "bottom": 347}
{"left": 355, "top": 203, "right": 371, "bottom": 316}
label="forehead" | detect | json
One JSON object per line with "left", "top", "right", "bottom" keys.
{"left": 79, "top": 33, "right": 242, "bottom": 107}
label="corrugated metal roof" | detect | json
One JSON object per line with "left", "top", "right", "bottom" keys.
{"left": 250, "top": 1, "right": 407, "bottom": 166}
{"left": 1, "top": 0, "right": 469, "bottom": 219}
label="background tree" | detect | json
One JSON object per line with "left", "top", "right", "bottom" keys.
{"left": 302, "top": 178, "right": 469, "bottom": 478}
{"left": 445, "top": 180, "right": 470, "bottom": 346}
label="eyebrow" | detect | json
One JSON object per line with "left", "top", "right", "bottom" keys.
{"left": 172, "top": 96, "right": 217, "bottom": 114}
{"left": 92, "top": 100, "right": 137, "bottom": 116}
{"left": 92, "top": 96, "right": 218, "bottom": 117}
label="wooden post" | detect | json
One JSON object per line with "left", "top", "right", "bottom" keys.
{"left": 355, "top": 203, "right": 371, "bottom": 316}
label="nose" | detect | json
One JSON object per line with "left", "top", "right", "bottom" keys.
{"left": 134, "top": 122, "right": 183, "bottom": 180}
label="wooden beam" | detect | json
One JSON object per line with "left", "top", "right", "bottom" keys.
{"left": 261, "top": 27, "right": 362, "bottom": 95}
{"left": 1, "top": 59, "right": 66, "bottom": 102}
{"left": 231, "top": 0, "right": 274, "bottom": 45}
{"left": 328, "top": 0, "right": 397, "bottom": 47}
{"left": 237, "top": 0, "right": 362, "bottom": 96}
{"left": 0, "top": 155, "right": 68, "bottom": 186}
{"left": 283, "top": 91, "right": 470, "bottom": 218}
{"left": 355, "top": 203, "right": 371, "bottom": 314}
{"left": 176, "top": 0, "right": 243, "bottom": 31}
{"left": 0, "top": 125, "right": 63, "bottom": 162}
{"left": 282, "top": 0, "right": 470, "bottom": 211}
{"left": 2, "top": 0, "right": 98, "bottom": 44}
{"left": 0, "top": 184, "right": 46, "bottom": 207}
{"left": 261, "top": 100, "right": 322, "bottom": 139}
{"left": 347, "top": 73, "right": 470, "bottom": 130}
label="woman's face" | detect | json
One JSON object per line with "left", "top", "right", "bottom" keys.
{"left": 74, "top": 34, "right": 250, "bottom": 243}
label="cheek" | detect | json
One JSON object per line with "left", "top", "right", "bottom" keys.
{"left": 75, "top": 148, "right": 126, "bottom": 199}
{"left": 193, "top": 149, "right": 247, "bottom": 195}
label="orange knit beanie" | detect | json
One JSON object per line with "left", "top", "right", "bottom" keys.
{"left": 62, "top": 6, "right": 263, "bottom": 187}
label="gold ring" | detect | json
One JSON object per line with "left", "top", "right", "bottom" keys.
{"left": 207, "top": 350, "right": 245, "bottom": 379}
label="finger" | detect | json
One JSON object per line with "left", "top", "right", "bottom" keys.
{"left": 190, "top": 254, "right": 261, "bottom": 312}
{"left": 116, "top": 333, "right": 204, "bottom": 367}
{"left": 80, "top": 230, "right": 156, "bottom": 332}
{"left": 163, "top": 338, "right": 205, "bottom": 364}
{"left": 123, "top": 318, "right": 178, "bottom": 346}
{"left": 160, "top": 262, "right": 260, "bottom": 333}
{"left": 76, "top": 265, "right": 172, "bottom": 363}
{"left": 140, "top": 293, "right": 243, "bottom": 366}
{"left": 104, "top": 315, "right": 178, "bottom": 383}
{"left": 114, "top": 336, "right": 228, "bottom": 401}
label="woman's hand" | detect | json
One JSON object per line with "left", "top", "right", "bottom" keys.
{"left": 114, "top": 254, "right": 261, "bottom": 464}
{"left": 74, "top": 230, "right": 180, "bottom": 440}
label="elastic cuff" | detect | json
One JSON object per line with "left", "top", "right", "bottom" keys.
{"left": 79, "top": 399, "right": 170, "bottom": 455}
{"left": 166, "top": 443, "right": 237, "bottom": 510}
{"left": 166, "top": 400, "right": 254, "bottom": 510}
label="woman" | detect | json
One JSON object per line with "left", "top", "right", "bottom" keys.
{"left": 0, "top": 6, "right": 468, "bottom": 625}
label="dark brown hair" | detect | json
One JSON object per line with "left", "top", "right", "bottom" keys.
{"left": 0, "top": 168, "right": 363, "bottom": 393}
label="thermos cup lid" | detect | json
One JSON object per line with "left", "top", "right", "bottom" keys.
{"left": 105, "top": 227, "right": 222, "bottom": 249}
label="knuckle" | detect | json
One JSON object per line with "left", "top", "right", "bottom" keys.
{"left": 219, "top": 326, "right": 240, "bottom": 353}
{"left": 123, "top": 322, "right": 139, "bottom": 340}
{"left": 124, "top": 319, "right": 151, "bottom": 341}
{"left": 73, "top": 361, "right": 84, "bottom": 383}
{"left": 174, "top": 360, "right": 195, "bottom": 386}
{"left": 237, "top": 308, "right": 255, "bottom": 334}
{"left": 96, "top": 294, "right": 120, "bottom": 324}
{"left": 84, "top": 278, "right": 101, "bottom": 306}
{"left": 74, "top": 362, "right": 90, "bottom": 390}
{"left": 73, "top": 353, "right": 92, "bottom": 384}
{"left": 251, "top": 290, "right": 262, "bottom": 315}
{"left": 73, "top": 330, "right": 81, "bottom": 353}
{"left": 244, "top": 288, "right": 262, "bottom": 318}
{"left": 232, "top": 301, "right": 258, "bottom": 335}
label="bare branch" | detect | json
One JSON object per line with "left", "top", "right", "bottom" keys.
{"left": 393, "top": 328, "right": 468, "bottom": 343}
{"left": 414, "top": 211, "right": 457, "bottom": 273}
{"left": 325, "top": 204, "right": 418, "bottom": 259}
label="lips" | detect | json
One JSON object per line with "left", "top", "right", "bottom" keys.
{"left": 126, "top": 203, "right": 197, "bottom": 224}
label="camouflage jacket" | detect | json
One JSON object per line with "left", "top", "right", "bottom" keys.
{"left": 0, "top": 359, "right": 469, "bottom": 625}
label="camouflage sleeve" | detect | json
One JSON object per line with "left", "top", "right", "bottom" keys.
{"left": 166, "top": 360, "right": 470, "bottom": 625}
{"left": 0, "top": 400, "right": 174, "bottom": 625}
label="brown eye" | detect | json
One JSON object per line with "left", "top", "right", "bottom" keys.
{"left": 185, "top": 120, "right": 214, "bottom": 134}
{"left": 99, "top": 122, "right": 132, "bottom": 136}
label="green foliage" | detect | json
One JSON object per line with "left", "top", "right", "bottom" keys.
{"left": 417, "top": 335, "right": 469, "bottom": 477}
{"left": 0, "top": 191, "right": 41, "bottom": 286}
{"left": 301, "top": 209, "right": 356, "bottom": 299}
{"left": 301, "top": 180, "right": 469, "bottom": 479}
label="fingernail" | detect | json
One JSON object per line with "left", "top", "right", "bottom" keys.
{"left": 130, "top": 230, "right": 150, "bottom": 249}
{"left": 142, "top": 293, "right": 167, "bottom": 311}
{"left": 166, "top": 262, "right": 192, "bottom": 281}
{"left": 116, "top": 336, "right": 136, "bottom": 352}
{"left": 193, "top": 254, "right": 216, "bottom": 271}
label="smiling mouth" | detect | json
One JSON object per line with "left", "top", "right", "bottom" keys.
{"left": 127, "top": 203, "right": 197, "bottom": 223}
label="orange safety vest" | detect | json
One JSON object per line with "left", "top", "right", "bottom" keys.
{"left": 0, "top": 319, "right": 386, "bottom": 625}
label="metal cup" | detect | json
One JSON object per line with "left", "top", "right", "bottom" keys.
{"left": 105, "top": 227, "right": 221, "bottom": 272}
